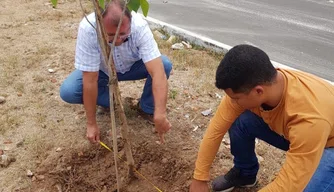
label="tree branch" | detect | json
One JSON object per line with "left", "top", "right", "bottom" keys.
{"left": 91, "top": 1, "right": 135, "bottom": 191}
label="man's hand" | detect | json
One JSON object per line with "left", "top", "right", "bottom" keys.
{"left": 189, "top": 179, "right": 209, "bottom": 192}
{"left": 86, "top": 123, "right": 100, "bottom": 143}
{"left": 154, "top": 114, "right": 171, "bottom": 144}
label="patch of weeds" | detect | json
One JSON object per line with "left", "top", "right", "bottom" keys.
{"left": 37, "top": 44, "right": 54, "bottom": 55}
{"left": 15, "top": 82, "right": 25, "bottom": 93}
{"left": 207, "top": 49, "right": 224, "bottom": 61}
{"left": 0, "top": 55, "right": 19, "bottom": 86}
{"left": 24, "top": 134, "right": 53, "bottom": 159}
{"left": 169, "top": 89, "right": 178, "bottom": 100}
{"left": 31, "top": 82, "right": 49, "bottom": 95}
{"left": 27, "top": 15, "right": 37, "bottom": 22}
{"left": 0, "top": 114, "right": 22, "bottom": 134}
{"left": 33, "top": 74, "right": 45, "bottom": 83}
{"left": 36, "top": 112, "right": 47, "bottom": 124}
{"left": 25, "top": 54, "right": 43, "bottom": 69}
{"left": 191, "top": 44, "right": 206, "bottom": 51}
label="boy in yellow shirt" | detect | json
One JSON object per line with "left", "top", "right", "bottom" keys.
{"left": 189, "top": 44, "right": 334, "bottom": 192}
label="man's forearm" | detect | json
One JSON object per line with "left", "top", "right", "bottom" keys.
{"left": 83, "top": 75, "right": 98, "bottom": 125}
{"left": 152, "top": 75, "right": 168, "bottom": 117}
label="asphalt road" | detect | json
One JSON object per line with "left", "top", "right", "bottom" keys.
{"left": 147, "top": 0, "right": 334, "bottom": 81}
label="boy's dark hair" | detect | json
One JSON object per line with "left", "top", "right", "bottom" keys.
{"left": 215, "top": 44, "right": 277, "bottom": 93}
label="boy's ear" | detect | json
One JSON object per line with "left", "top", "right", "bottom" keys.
{"left": 254, "top": 85, "right": 264, "bottom": 95}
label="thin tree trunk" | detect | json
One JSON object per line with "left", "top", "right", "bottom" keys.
{"left": 92, "top": 0, "right": 135, "bottom": 190}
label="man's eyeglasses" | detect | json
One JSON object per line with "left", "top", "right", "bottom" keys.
{"left": 108, "top": 28, "right": 131, "bottom": 43}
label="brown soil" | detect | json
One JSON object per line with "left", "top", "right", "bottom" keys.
{"left": 0, "top": 0, "right": 285, "bottom": 191}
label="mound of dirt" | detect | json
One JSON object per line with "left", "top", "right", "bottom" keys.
{"left": 32, "top": 138, "right": 193, "bottom": 192}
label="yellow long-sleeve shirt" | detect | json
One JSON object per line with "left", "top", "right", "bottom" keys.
{"left": 194, "top": 68, "right": 334, "bottom": 191}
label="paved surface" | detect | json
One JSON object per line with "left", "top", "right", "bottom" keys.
{"left": 148, "top": 0, "right": 334, "bottom": 81}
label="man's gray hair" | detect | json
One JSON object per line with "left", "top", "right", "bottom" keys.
{"left": 102, "top": 0, "right": 132, "bottom": 26}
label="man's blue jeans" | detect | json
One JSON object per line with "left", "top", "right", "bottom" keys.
{"left": 229, "top": 110, "right": 334, "bottom": 191}
{"left": 59, "top": 55, "right": 172, "bottom": 114}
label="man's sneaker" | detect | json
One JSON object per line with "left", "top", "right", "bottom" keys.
{"left": 212, "top": 167, "right": 257, "bottom": 192}
{"left": 137, "top": 102, "right": 154, "bottom": 125}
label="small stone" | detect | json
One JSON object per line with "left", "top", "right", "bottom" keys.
{"left": 16, "top": 140, "right": 24, "bottom": 147}
{"left": 171, "top": 43, "right": 184, "bottom": 50}
{"left": 222, "top": 138, "right": 230, "bottom": 145}
{"left": 27, "top": 170, "right": 34, "bottom": 177}
{"left": 48, "top": 69, "right": 55, "bottom": 73}
{"left": 55, "top": 184, "right": 62, "bottom": 192}
{"left": 78, "top": 152, "right": 84, "bottom": 157}
{"left": 181, "top": 41, "right": 192, "bottom": 49}
{"left": 1, "top": 155, "right": 12, "bottom": 167}
{"left": 155, "top": 141, "right": 161, "bottom": 145}
{"left": 56, "top": 147, "right": 62, "bottom": 152}
{"left": 41, "top": 124, "right": 46, "bottom": 128}
{"left": 51, "top": 78, "right": 57, "bottom": 83}
{"left": 36, "top": 175, "right": 45, "bottom": 180}
{"left": 17, "top": 93, "right": 22, "bottom": 97}
{"left": 192, "top": 125, "right": 199, "bottom": 132}
{"left": 201, "top": 109, "right": 212, "bottom": 116}
{"left": 257, "top": 155, "right": 264, "bottom": 162}
{"left": 162, "top": 158, "right": 168, "bottom": 164}
{"left": 182, "top": 147, "right": 191, "bottom": 150}
{"left": 153, "top": 30, "right": 166, "bottom": 40}
{"left": 0, "top": 96, "right": 5, "bottom": 104}
{"left": 163, "top": 0, "right": 168, "bottom": 3}
{"left": 66, "top": 166, "right": 71, "bottom": 171}
{"left": 191, "top": 106, "right": 198, "bottom": 111}
{"left": 215, "top": 93, "right": 222, "bottom": 99}
{"left": 101, "top": 186, "right": 107, "bottom": 192}
{"left": 31, "top": 176, "right": 36, "bottom": 182}
{"left": 78, "top": 111, "right": 85, "bottom": 115}
{"left": 4, "top": 146, "right": 11, "bottom": 151}
{"left": 185, "top": 114, "right": 190, "bottom": 119}
{"left": 167, "top": 35, "right": 176, "bottom": 44}
{"left": 4, "top": 140, "right": 12, "bottom": 144}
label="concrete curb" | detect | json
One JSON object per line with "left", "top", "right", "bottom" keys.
{"left": 143, "top": 15, "right": 333, "bottom": 84}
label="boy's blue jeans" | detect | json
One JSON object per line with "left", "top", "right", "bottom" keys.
{"left": 229, "top": 110, "right": 334, "bottom": 191}
{"left": 59, "top": 55, "right": 172, "bottom": 114}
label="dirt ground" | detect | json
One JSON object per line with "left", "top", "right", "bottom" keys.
{"left": 0, "top": 0, "right": 286, "bottom": 191}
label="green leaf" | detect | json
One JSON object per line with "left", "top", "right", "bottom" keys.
{"left": 127, "top": 0, "right": 140, "bottom": 12}
{"left": 99, "top": 0, "right": 105, "bottom": 9}
{"left": 50, "top": 0, "right": 57, "bottom": 8}
{"left": 140, "top": 0, "right": 149, "bottom": 17}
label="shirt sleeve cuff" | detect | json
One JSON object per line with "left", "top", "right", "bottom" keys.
{"left": 193, "top": 169, "right": 210, "bottom": 181}
{"left": 141, "top": 51, "right": 161, "bottom": 64}
{"left": 75, "top": 63, "right": 99, "bottom": 72}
